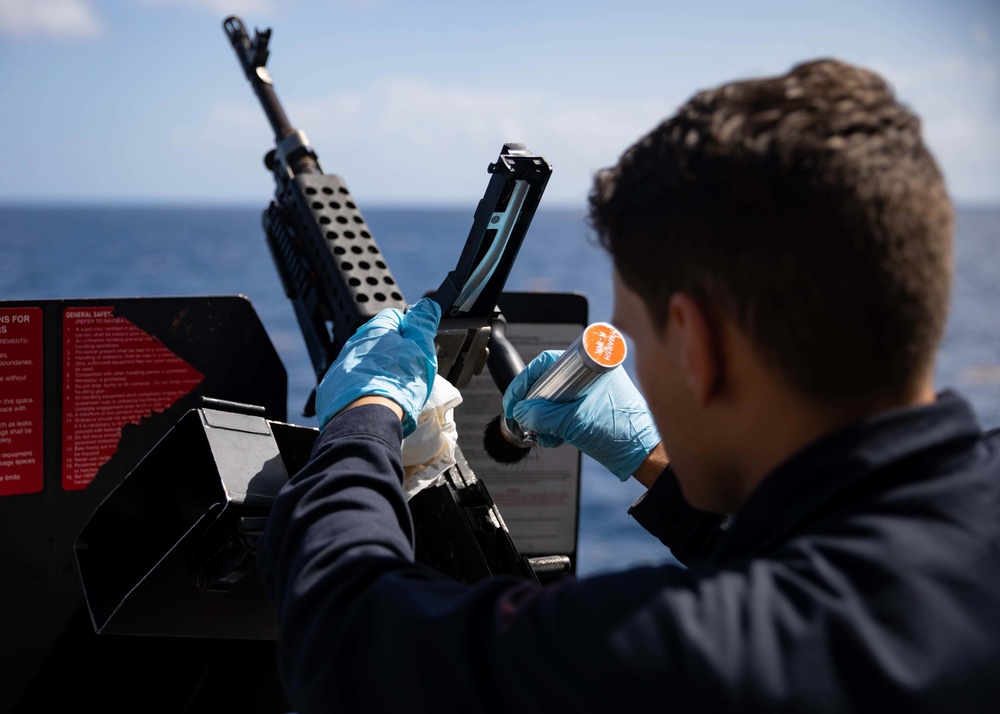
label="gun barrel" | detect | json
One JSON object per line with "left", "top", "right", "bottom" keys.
{"left": 223, "top": 15, "right": 320, "bottom": 175}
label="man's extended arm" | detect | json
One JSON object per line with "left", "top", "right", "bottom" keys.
{"left": 256, "top": 301, "right": 739, "bottom": 711}
{"left": 256, "top": 401, "right": 743, "bottom": 712}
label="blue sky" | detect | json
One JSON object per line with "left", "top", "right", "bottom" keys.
{"left": 0, "top": 0, "right": 997, "bottom": 208}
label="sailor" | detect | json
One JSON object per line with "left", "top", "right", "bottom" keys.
{"left": 256, "top": 58, "right": 1000, "bottom": 712}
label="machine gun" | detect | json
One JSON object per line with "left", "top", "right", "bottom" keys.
{"left": 222, "top": 16, "right": 551, "bottom": 406}
{"left": 218, "top": 14, "right": 565, "bottom": 587}
{"left": 70, "top": 19, "right": 567, "bottom": 644}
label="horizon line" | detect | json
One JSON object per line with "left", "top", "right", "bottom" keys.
{"left": 0, "top": 198, "right": 997, "bottom": 212}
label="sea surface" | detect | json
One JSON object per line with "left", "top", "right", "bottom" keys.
{"left": 1, "top": 204, "right": 998, "bottom": 576}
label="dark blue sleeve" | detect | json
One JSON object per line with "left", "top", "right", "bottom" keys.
{"left": 255, "top": 404, "right": 713, "bottom": 712}
{"left": 254, "top": 405, "right": 813, "bottom": 713}
{"left": 628, "top": 465, "right": 732, "bottom": 566}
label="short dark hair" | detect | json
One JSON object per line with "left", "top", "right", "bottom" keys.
{"left": 589, "top": 58, "right": 954, "bottom": 403}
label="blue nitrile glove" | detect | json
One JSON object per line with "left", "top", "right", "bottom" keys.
{"left": 502, "top": 350, "right": 661, "bottom": 481}
{"left": 315, "top": 297, "right": 441, "bottom": 437}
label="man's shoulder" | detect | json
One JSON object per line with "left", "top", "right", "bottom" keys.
{"left": 703, "top": 421, "right": 1000, "bottom": 706}
{"left": 794, "top": 412, "right": 999, "bottom": 563}
{"left": 712, "top": 393, "right": 1000, "bottom": 631}
{"left": 765, "top": 414, "right": 1000, "bottom": 631}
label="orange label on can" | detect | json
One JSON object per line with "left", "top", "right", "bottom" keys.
{"left": 582, "top": 322, "right": 626, "bottom": 368}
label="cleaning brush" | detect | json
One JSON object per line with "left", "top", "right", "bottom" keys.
{"left": 482, "top": 321, "right": 627, "bottom": 465}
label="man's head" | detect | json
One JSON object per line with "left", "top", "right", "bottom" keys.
{"left": 593, "top": 59, "right": 954, "bottom": 510}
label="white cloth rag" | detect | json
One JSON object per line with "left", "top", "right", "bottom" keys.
{"left": 401, "top": 376, "right": 463, "bottom": 499}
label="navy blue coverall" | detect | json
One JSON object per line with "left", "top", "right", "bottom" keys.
{"left": 256, "top": 390, "right": 1000, "bottom": 712}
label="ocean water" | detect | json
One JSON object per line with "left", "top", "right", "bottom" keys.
{"left": 1, "top": 204, "right": 998, "bottom": 576}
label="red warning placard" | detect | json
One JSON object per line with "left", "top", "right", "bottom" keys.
{"left": 62, "top": 306, "right": 204, "bottom": 491}
{"left": 0, "top": 307, "right": 44, "bottom": 496}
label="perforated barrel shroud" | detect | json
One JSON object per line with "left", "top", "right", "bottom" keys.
{"left": 265, "top": 172, "right": 407, "bottom": 372}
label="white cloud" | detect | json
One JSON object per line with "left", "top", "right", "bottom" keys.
{"left": 0, "top": 0, "right": 105, "bottom": 38}
{"left": 194, "top": 58, "right": 1000, "bottom": 206}
{"left": 192, "top": 78, "right": 679, "bottom": 204}
{"left": 136, "top": 0, "right": 277, "bottom": 14}
{"left": 324, "top": 0, "right": 387, "bottom": 9}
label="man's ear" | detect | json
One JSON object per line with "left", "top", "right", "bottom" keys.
{"left": 668, "top": 292, "right": 721, "bottom": 406}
